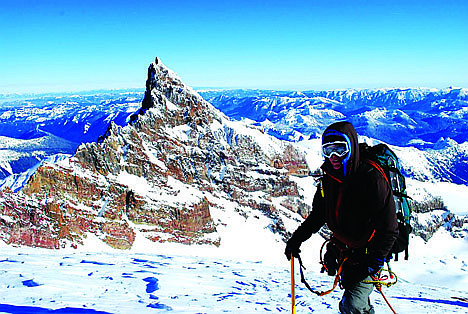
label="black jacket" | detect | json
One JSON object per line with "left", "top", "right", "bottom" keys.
{"left": 289, "top": 122, "right": 399, "bottom": 261}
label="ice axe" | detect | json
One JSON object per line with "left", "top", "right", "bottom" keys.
{"left": 290, "top": 253, "right": 296, "bottom": 314}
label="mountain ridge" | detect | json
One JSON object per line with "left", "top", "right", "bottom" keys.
{"left": 0, "top": 58, "right": 310, "bottom": 251}
{"left": 201, "top": 86, "right": 468, "bottom": 146}
{"left": 201, "top": 87, "right": 468, "bottom": 185}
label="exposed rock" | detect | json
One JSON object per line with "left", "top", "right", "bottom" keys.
{"left": 0, "top": 58, "right": 311, "bottom": 250}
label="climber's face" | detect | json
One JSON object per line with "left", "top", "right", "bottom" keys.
{"left": 322, "top": 140, "right": 349, "bottom": 171}
{"left": 329, "top": 154, "right": 345, "bottom": 170}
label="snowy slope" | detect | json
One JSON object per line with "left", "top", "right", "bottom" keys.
{"left": 0, "top": 228, "right": 467, "bottom": 314}
{"left": 0, "top": 133, "right": 76, "bottom": 180}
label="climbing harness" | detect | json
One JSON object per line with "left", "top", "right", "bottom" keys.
{"left": 298, "top": 242, "right": 399, "bottom": 314}
{"left": 361, "top": 267, "right": 398, "bottom": 288}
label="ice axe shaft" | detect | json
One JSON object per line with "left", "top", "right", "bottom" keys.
{"left": 290, "top": 254, "right": 296, "bottom": 314}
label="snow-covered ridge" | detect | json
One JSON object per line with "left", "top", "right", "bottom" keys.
{"left": 201, "top": 87, "right": 468, "bottom": 185}
{"left": 0, "top": 153, "right": 71, "bottom": 192}
{"left": 201, "top": 87, "right": 468, "bottom": 146}
{"left": 0, "top": 91, "right": 143, "bottom": 179}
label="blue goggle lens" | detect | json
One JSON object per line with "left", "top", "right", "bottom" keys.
{"left": 322, "top": 141, "right": 349, "bottom": 158}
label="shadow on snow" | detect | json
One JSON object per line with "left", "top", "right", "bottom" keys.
{"left": 393, "top": 297, "right": 468, "bottom": 308}
{"left": 0, "top": 304, "right": 113, "bottom": 314}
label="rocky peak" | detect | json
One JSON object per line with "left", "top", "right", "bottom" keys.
{"left": 0, "top": 58, "right": 310, "bottom": 250}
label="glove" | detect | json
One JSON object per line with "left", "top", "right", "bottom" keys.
{"left": 366, "top": 256, "right": 385, "bottom": 276}
{"left": 341, "top": 255, "right": 384, "bottom": 289}
{"left": 321, "top": 242, "right": 339, "bottom": 276}
{"left": 284, "top": 236, "right": 301, "bottom": 261}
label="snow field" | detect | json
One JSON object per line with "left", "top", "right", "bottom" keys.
{"left": 1, "top": 242, "right": 468, "bottom": 314}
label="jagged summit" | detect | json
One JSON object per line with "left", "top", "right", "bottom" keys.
{"left": 0, "top": 59, "right": 310, "bottom": 252}
{"left": 131, "top": 57, "right": 217, "bottom": 123}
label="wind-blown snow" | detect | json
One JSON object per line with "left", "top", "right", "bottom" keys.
{"left": 1, "top": 228, "right": 467, "bottom": 314}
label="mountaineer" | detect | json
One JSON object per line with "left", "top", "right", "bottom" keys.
{"left": 285, "top": 121, "right": 399, "bottom": 313}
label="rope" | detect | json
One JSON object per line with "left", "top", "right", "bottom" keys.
{"left": 370, "top": 274, "right": 398, "bottom": 314}
{"left": 299, "top": 252, "right": 399, "bottom": 313}
{"left": 362, "top": 270, "right": 398, "bottom": 314}
{"left": 361, "top": 268, "right": 398, "bottom": 288}
{"left": 376, "top": 285, "right": 397, "bottom": 314}
{"left": 298, "top": 254, "right": 348, "bottom": 297}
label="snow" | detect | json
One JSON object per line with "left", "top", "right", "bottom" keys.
{"left": 364, "top": 107, "right": 388, "bottom": 120}
{"left": 295, "top": 138, "right": 323, "bottom": 172}
{"left": 407, "top": 179, "right": 468, "bottom": 215}
{"left": 391, "top": 230, "right": 468, "bottom": 292}
{"left": 165, "top": 99, "right": 181, "bottom": 112}
{"left": 222, "top": 118, "right": 286, "bottom": 159}
{"left": 1, "top": 228, "right": 468, "bottom": 314}
{"left": 116, "top": 171, "right": 152, "bottom": 196}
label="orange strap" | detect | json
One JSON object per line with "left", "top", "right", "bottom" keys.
{"left": 298, "top": 255, "right": 348, "bottom": 297}
{"left": 315, "top": 256, "right": 348, "bottom": 296}
{"left": 365, "top": 159, "right": 389, "bottom": 184}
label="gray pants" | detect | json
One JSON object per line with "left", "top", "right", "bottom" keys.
{"left": 339, "top": 276, "right": 375, "bottom": 314}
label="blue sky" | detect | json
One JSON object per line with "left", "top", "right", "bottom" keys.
{"left": 1, "top": 0, "right": 467, "bottom": 93}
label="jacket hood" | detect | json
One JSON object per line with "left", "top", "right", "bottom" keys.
{"left": 321, "top": 121, "right": 360, "bottom": 178}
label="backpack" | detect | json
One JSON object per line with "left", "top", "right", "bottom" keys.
{"left": 359, "top": 143, "right": 413, "bottom": 261}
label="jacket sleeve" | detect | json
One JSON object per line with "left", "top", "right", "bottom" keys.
{"left": 288, "top": 184, "right": 327, "bottom": 246}
{"left": 367, "top": 171, "right": 399, "bottom": 260}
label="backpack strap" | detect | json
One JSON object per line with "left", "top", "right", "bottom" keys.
{"left": 319, "top": 178, "right": 325, "bottom": 198}
{"left": 363, "top": 159, "right": 389, "bottom": 185}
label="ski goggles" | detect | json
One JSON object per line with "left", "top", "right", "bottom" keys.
{"left": 322, "top": 141, "right": 350, "bottom": 158}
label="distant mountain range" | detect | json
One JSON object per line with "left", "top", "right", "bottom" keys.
{"left": 1, "top": 87, "right": 467, "bottom": 185}
{"left": 200, "top": 87, "right": 468, "bottom": 147}
{"left": 200, "top": 88, "right": 468, "bottom": 185}
{"left": 0, "top": 91, "right": 143, "bottom": 179}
